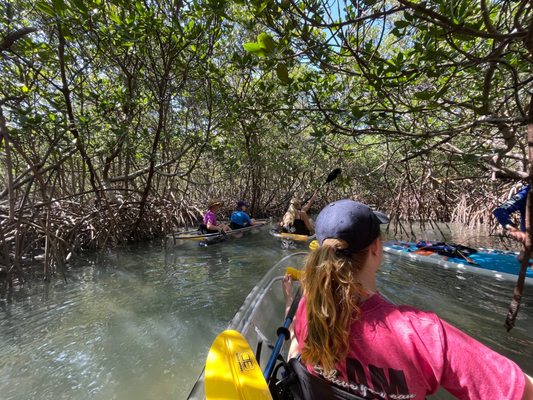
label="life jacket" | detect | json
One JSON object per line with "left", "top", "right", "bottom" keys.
{"left": 230, "top": 221, "right": 250, "bottom": 230}
{"left": 284, "top": 219, "right": 310, "bottom": 236}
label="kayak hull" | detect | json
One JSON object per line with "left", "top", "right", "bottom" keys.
{"left": 187, "top": 252, "right": 308, "bottom": 399}
{"left": 384, "top": 241, "right": 533, "bottom": 284}
{"left": 167, "top": 219, "right": 270, "bottom": 246}
{"left": 269, "top": 229, "right": 314, "bottom": 242}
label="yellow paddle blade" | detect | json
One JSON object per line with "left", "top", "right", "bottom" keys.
{"left": 309, "top": 240, "right": 319, "bottom": 251}
{"left": 205, "top": 330, "right": 273, "bottom": 400}
{"left": 285, "top": 267, "right": 303, "bottom": 281}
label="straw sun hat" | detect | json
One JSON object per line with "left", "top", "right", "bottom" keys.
{"left": 207, "top": 199, "right": 224, "bottom": 209}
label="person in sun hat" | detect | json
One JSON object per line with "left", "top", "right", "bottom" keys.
{"left": 280, "top": 199, "right": 533, "bottom": 400}
{"left": 202, "top": 199, "right": 231, "bottom": 233}
{"left": 230, "top": 200, "right": 256, "bottom": 230}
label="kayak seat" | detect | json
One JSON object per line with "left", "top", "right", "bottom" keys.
{"left": 271, "top": 357, "right": 368, "bottom": 400}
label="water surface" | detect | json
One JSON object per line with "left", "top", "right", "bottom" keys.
{"left": 0, "top": 224, "right": 531, "bottom": 399}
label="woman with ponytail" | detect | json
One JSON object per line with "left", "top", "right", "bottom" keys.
{"left": 281, "top": 191, "right": 318, "bottom": 236}
{"left": 284, "top": 199, "right": 533, "bottom": 400}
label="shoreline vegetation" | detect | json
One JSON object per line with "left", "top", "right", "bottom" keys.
{"left": 0, "top": 186, "right": 512, "bottom": 294}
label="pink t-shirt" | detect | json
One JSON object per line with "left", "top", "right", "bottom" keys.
{"left": 203, "top": 210, "right": 217, "bottom": 226}
{"left": 294, "top": 293, "right": 525, "bottom": 399}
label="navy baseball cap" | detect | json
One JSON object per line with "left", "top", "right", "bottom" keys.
{"left": 315, "top": 199, "right": 390, "bottom": 252}
{"left": 237, "top": 200, "right": 248, "bottom": 208}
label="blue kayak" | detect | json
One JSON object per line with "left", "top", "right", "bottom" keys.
{"left": 383, "top": 241, "right": 533, "bottom": 285}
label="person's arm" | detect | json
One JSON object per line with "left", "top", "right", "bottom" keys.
{"left": 523, "top": 374, "right": 533, "bottom": 400}
{"left": 493, "top": 186, "right": 529, "bottom": 230}
{"left": 302, "top": 189, "right": 319, "bottom": 213}
{"left": 437, "top": 318, "right": 528, "bottom": 399}
{"left": 301, "top": 211, "right": 314, "bottom": 234}
{"left": 282, "top": 275, "right": 300, "bottom": 359}
{"left": 507, "top": 226, "right": 527, "bottom": 243}
{"left": 281, "top": 212, "right": 291, "bottom": 227}
{"left": 206, "top": 221, "right": 220, "bottom": 231}
{"left": 206, "top": 213, "right": 225, "bottom": 231}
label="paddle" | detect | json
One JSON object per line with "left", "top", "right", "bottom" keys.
{"left": 205, "top": 329, "right": 273, "bottom": 400}
{"left": 285, "top": 266, "right": 303, "bottom": 281}
{"left": 263, "top": 286, "right": 302, "bottom": 383}
{"left": 302, "top": 168, "right": 342, "bottom": 205}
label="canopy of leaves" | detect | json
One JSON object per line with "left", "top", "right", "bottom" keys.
{"left": 1, "top": 0, "right": 532, "bottom": 278}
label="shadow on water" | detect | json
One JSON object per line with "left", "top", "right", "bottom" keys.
{"left": 0, "top": 223, "right": 531, "bottom": 400}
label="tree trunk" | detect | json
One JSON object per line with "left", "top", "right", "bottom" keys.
{"left": 0, "top": 105, "right": 15, "bottom": 220}
{"left": 504, "top": 93, "right": 533, "bottom": 331}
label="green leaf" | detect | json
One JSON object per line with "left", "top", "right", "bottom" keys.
{"left": 36, "top": 1, "right": 56, "bottom": 16}
{"left": 243, "top": 42, "right": 267, "bottom": 57}
{"left": 257, "top": 33, "right": 276, "bottom": 53}
{"left": 71, "top": 0, "right": 88, "bottom": 15}
{"left": 21, "top": 85, "right": 29, "bottom": 93}
{"left": 462, "top": 153, "right": 478, "bottom": 164}
{"left": 351, "top": 106, "right": 364, "bottom": 119}
{"left": 276, "top": 63, "right": 291, "bottom": 84}
{"left": 109, "top": 12, "right": 122, "bottom": 25}
{"left": 394, "top": 20, "right": 410, "bottom": 29}
{"left": 52, "top": 0, "right": 66, "bottom": 12}
{"left": 414, "top": 90, "right": 433, "bottom": 100}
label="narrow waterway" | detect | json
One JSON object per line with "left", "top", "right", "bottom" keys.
{"left": 0, "top": 223, "right": 531, "bottom": 400}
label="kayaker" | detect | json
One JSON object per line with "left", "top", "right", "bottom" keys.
{"left": 202, "top": 199, "right": 231, "bottom": 233}
{"left": 493, "top": 183, "right": 530, "bottom": 244}
{"left": 283, "top": 199, "right": 533, "bottom": 399}
{"left": 281, "top": 191, "right": 318, "bottom": 236}
{"left": 230, "top": 200, "right": 256, "bottom": 230}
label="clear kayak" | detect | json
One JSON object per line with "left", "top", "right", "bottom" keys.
{"left": 186, "top": 251, "right": 308, "bottom": 399}
{"left": 383, "top": 240, "right": 533, "bottom": 284}
{"left": 166, "top": 219, "right": 270, "bottom": 246}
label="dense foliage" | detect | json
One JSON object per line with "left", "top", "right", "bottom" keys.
{"left": 1, "top": 0, "right": 532, "bottom": 282}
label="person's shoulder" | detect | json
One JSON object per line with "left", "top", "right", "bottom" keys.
{"left": 396, "top": 304, "right": 440, "bottom": 324}
{"left": 372, "top": 295, "right": 440, "bottom": 325}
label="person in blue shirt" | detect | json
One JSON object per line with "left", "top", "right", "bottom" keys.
{"left": 230, "top": 200, "right": 255, "bottom": 230}
{"left": 493, "top": 184, "right": 530, "bottom": 244}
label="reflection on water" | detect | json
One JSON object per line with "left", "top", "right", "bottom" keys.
{"left": 0, "top": 224, "right": 531, "bottom": 400}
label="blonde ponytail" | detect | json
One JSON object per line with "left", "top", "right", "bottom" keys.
{"left": 282, "top": 198, "right": 301, "bottom": 226}
{"left": 300, "top": 241, "right": 369, "bottom": 373}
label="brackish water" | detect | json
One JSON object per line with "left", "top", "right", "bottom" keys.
{"left": 0, "top": 223, "right": 531, "bottom": 400}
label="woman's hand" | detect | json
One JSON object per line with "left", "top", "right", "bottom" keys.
{"left": 507, "top": 227, "right": 527, "bottom": 244}
{"left": 282, "top": 274, "right": 294, "bottom": 313}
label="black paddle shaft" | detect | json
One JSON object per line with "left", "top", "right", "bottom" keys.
{"left": 263, "top": 288, "right": 302, "bottom": 382}
{"left": 302, "top": 168, "right": 341, "bottom": 205}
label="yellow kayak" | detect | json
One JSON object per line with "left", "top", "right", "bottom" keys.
{"left": 268, "top": 229, "right": 315, "bottom": 242}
